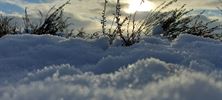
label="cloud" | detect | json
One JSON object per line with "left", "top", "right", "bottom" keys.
{"left": 149, "top": 0, "right": 220, "bottom": 8}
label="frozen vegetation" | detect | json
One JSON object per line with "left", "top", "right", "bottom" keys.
{"left": 0, "top": 34, "right": 222, "bottom": 100}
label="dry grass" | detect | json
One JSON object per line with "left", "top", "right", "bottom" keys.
{"left": 0, "top": 15, "right": 17, "bottom": 37}
{"left": 160, "top": 10, "right": 222, "bottom": 40}
{"left": 23, "top": 0, "right": 72, "bottom": 36}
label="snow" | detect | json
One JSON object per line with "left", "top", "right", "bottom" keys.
{"left": 0, "top": 34, "right": 222, "bottom": 100}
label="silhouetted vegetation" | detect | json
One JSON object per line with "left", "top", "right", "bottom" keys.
{"left": 0, "top": 15, "right": 17, "bottom": 37}
{"left": 23, "top": 0, "right": 72, "bottom": 36}
{"left": 101, "top": 0, "right": 187, "bottom": 46}
{"left": 0, "top": 0, "right": 222, "bottom": 46}
{"left": 156, "top": 8, "right": 221, "bottom": 40}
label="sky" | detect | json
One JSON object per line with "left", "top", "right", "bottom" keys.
{"left": 0, "top": 0, "right": 221, "bottom": 32}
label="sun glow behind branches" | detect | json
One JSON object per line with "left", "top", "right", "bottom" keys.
{"left": 126, "top": 0, "right": 155, "bottom": 13}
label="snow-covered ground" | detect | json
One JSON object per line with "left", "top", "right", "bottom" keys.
{"left": 0, "top": 34, "right": 222, "bottom": 100}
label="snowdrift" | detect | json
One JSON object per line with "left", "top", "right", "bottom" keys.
{"left": 0, "top": 34, "right": 222, "bottom": 100}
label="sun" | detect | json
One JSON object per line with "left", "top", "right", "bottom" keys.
{"left": 126, "top": 0, "right": 155, "bottom": 13}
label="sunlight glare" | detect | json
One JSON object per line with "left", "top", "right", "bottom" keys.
{"left": 126, "top": 0, "right": 155, "bottom": 13}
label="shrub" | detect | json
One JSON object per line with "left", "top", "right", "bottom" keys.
{"left": 101, "top": 0, "right": 145, "bottom": 46}
{"left": 112, "top": 0, "right": 139, "bottom": 46}
{"left": 23, "top": 0, "right": 72, "bottom": 36}
{"left": 0, "top": 15, "right": 17, "bottom": 37}
{"left": 74, "top": 28, "right": 87, "bottom": 38}
{"left": 67, "top": 28, "right": 100, "bottom": 39}
{"left": 100, "top": 0, "right": 122, "bottom": 46}
{"left": 101, "top": 0, "right": 180, "bottom": 46}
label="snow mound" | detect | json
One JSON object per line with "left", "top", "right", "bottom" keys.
{"left": 0, "top": 34, "right": 222, "bottom": 100}
{"left": 20, "top": 58, "right": 174, "bottom": 88}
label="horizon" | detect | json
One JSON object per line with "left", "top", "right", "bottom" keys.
{"left": 0, "top": 0, "right": 221, "bottom": 32}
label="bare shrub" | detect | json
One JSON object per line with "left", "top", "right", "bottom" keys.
{"left": 75, "top": 28, "right": 87, "bottom": 38}
{"left": 101, "top": 0, "right": 145, "bottom": 46}
{"left": 101, "top": 0, "right": 118, "bottom": 45}
{"left": 69, "top": 28, "right": 100, "bottom": 39}
{"left": 101, "top": 0, "right": 181, "bottom": 46}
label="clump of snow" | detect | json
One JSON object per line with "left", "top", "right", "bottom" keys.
{"left": 0, "top": 34, "right": 222, "bottom": 100}
{"left": 1, "top": 69, "right": 222, "bottom": 100}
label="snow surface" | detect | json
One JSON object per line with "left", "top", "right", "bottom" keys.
{"left": 0, "top": 34, "right": 222, "bottom": 100}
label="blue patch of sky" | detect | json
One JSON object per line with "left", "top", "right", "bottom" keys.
{"left": 0, "top": 2, "right": 23, "bottom": 13}
{"left": 25, "top": 0, "right": 48, "bottom": 3}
